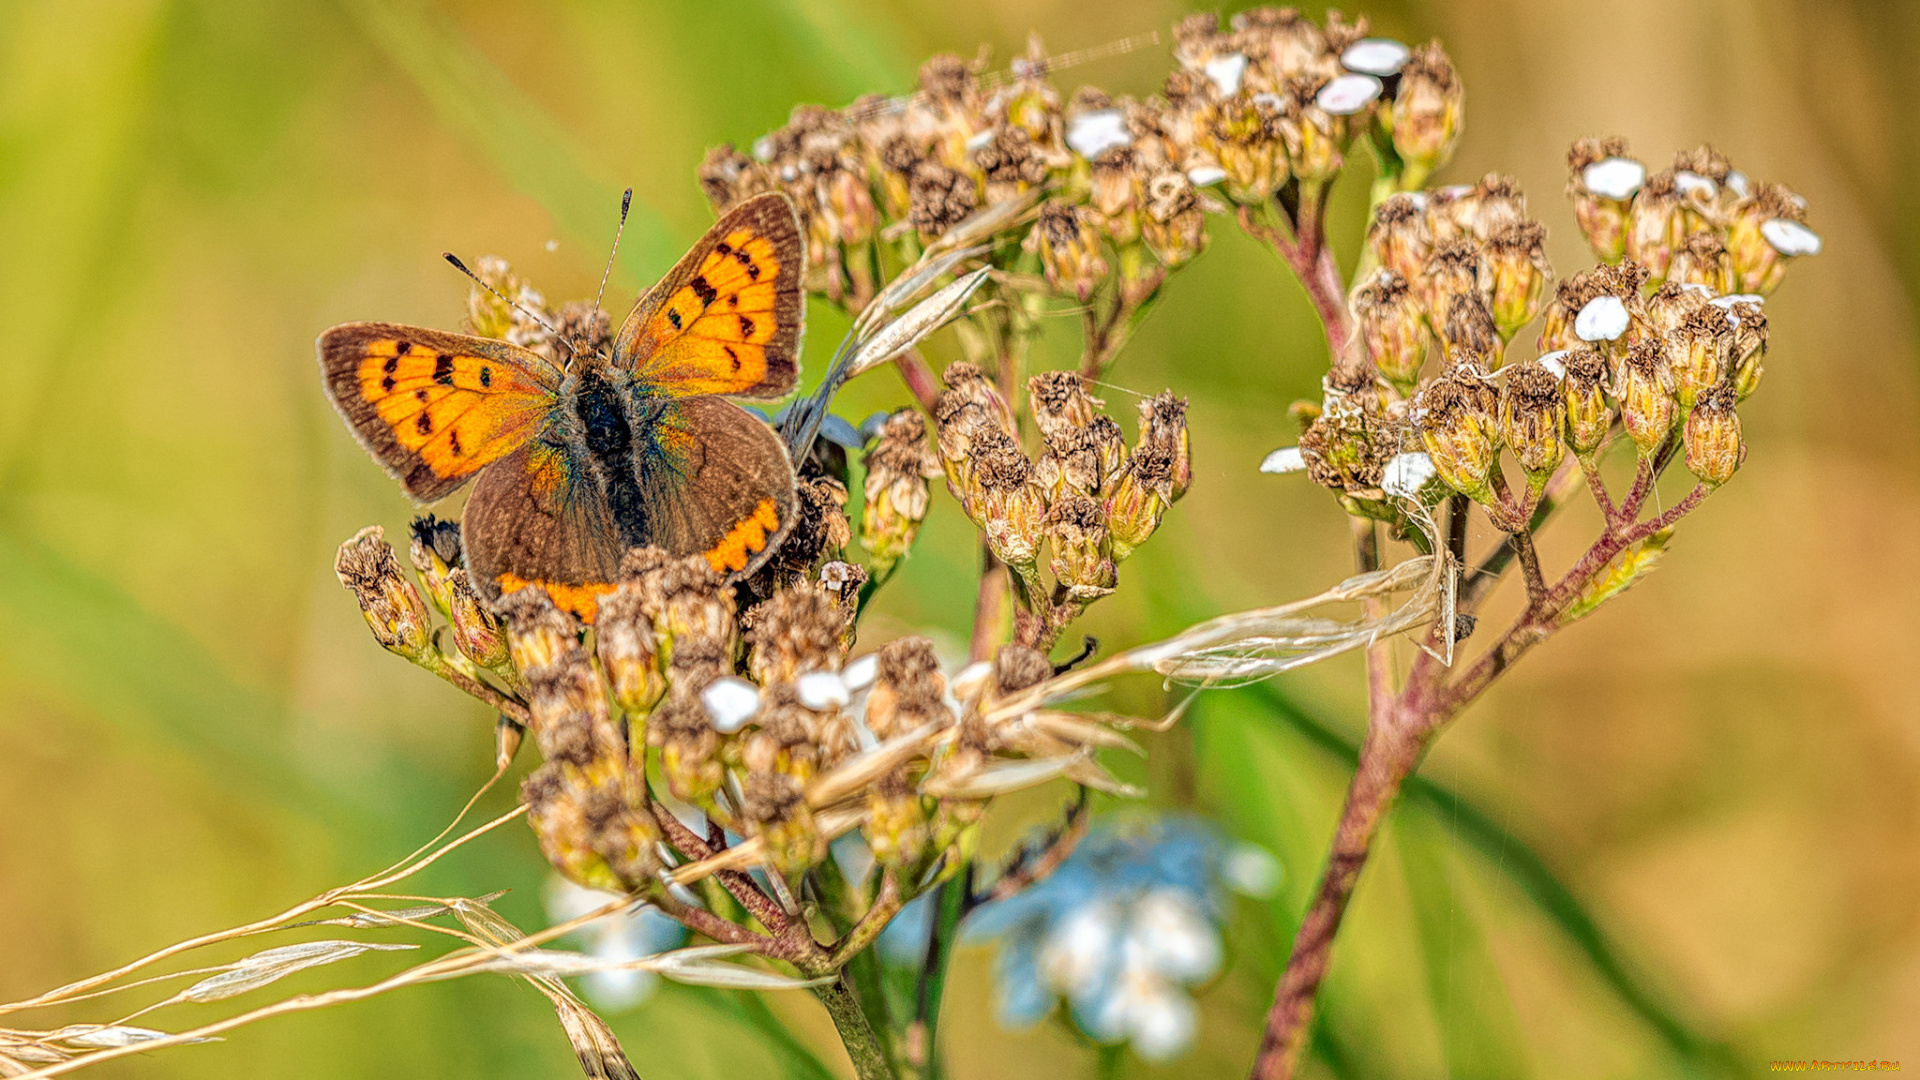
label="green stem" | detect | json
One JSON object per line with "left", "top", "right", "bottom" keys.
{"left": 816, "top": 973, "right": 898, "bottom": 1080}
{"left": 906, "top": 868, "right": 971, "bottom": 1080}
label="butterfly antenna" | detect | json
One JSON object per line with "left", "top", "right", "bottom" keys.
{"left": 594, "top": 188, "right": 633, "bottom": 317}
{"left": 441, "top": 252, "right": 575, "bottom": 360}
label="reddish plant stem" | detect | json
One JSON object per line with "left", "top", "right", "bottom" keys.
{"left": 894, "top": 348, "right": 941, "bottom": 413}
{"left": 650, "top": 802, "right": 787, "bottom": 934}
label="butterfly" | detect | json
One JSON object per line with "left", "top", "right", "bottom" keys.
{"left": 319, "top": 192, "right": 806, "bottom": 622}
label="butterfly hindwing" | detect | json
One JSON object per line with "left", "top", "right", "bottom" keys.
{"left": 633, "top": 396, "right": 798, "bottom": 577}
{"left": 319, "top": 323, "right": 561, "bottom": 501}
{"left": 612, "top": 193, "right": 805, "bottom": 400}
{"left": 462, "top": 441, "right": 629, "bottom": 621}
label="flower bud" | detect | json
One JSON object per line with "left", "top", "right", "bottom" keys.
{"left": 1726, "top": 301, "right": 1768, "bottom": 399}
{"left": 1684, "top": 384, "right": 1743, "bottom": 486}
{"left": 522, "top": 769, "right": 621, "bottom": 893}
{"left": 1206, "top": 97, "right": 1290, "bottom": 205}
{"left": 1567, "top": 136, "right": 1642, "bottom": 261}
{"left": 1537, "top": 271, "right": 1599, "bottom": 353}
{"left": 1389, "top": 42, "right": 1462, "bottom": 187}
{"left": 1277, "top": 77, "right": 1347, "bottom": 184}
{"left": 336, "top": 527, "right": 433, "bottom": 661}
{"left": 1625, "top": 169, "right": 1682, "bottom": 285}
{"left": 1440, "top": 293, "right": 1501, "bottom": 369}
{"left": 1411, "top": 368, "right": 1500, "bottom": 502}
{"left": 743, "top": 771, "right": 824, "bottom": 877}
{"left": 941, "top": 361, "right": 1017, "bottom": 437}
{"left": 1029, "top": 370, "right": 1099, "bottom": 444}
{"left": 1668, "top": 232, "right": 1731, "bottom": 294}
{"left": 1498, "top": 361, "right": 1567, "bottom": 480}
{"left": 864, "top": 637, "right": 952, "bottom": 741}
{"left": 623, "top": 550, "right": 738, "bottom": 669}
{"left": 1366, "top": 194, "right": 1432, "bottom": 285}
{"left": 1088, "top": 148, "right": 1142, "bottom": 245}
{"left": 746, "top": 582, "right": 850, "bottom": 686}
{"left": 1615, "top": 341, "right": 1677, "bottom": 455}
{"left": 865, "top": 770, "right": 930, "bottom": 868}
{"left": 445, "top": 568, "right": 509, "bottom": 670}
{"left": 1045, "top": 495, "right": 1117, "bottom": 600}
{"left": 407, "top": 515, "right": 463, "bottom": 619}
{"left": 1668, "top": 305, "right": 1732, "bottom": 409}
{"left": 1463, "top": 173, "right": 1527, "bottom": 240}
{"left": 595, "top": 584, "right": 668, "bottom": 717}
{"left": 649, "top": 696, "right": 725, "bottom": 805}
{"left": 860, "top": 410, "right": 941, "bottom": 573}
{"left": 1482, "top": 221, "right": 1551, "bottom": 340}
{"left": 1352, "top": 268, "right": 1430, "bottom": 389}
{"left": 1086, "top": 416, "right": 1130, "bottom": 497}
{"left": 1560, "top": 348, "right": 1615, "bottom": 454}
{"left": 1027, "top": 201, "right": 1109, "bottom": 302}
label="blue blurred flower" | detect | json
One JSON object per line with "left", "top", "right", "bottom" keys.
{"left": 963, "top": 814, "right": 1279, "bottom": 1063}
{"left": 542, "top": 876, "right": 688, "bottom": 1011}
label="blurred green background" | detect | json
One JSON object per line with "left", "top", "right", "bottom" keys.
{"left": 3, "top": 0, "right": 1916, "bottom": 1076}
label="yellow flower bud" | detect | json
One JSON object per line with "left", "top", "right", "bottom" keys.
{"left": 1352, "top": 268, "right": 1430, "bottom": 390}
{"left": 1498, "top": 361, "right": 1567, "bottom": 480}
{"left": 335, "top": 526, "right": 433, "bottom": 662}
{"left": 1614, "top": 341, "right": 1677, "bottom": 455}
{"left": 1684, "top": 384, "right": 1743, "bottom": 486}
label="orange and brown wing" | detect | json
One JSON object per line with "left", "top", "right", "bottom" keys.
{"left": 318, "top": 323, "right": 561, "bottom": 501}
{"left": 611, "top": 192, "right": 805, "bottom": 400}
{"left": 462, "top": 442, "right": 628, "bottom": 622}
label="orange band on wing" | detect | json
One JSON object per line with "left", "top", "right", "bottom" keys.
{"left": 497, "top": 572, "right": 617, "bottom": 624}
{"left": 703, "top": 498, "right": 781, "bottom": 574}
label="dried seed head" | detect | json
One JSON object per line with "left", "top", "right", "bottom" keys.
{"left": 622, "top": 550, "right": 738, "bottom": 671}
{"left": 1481, "top": 220, "right": 1551, "bottom": 340}
{"left": 1108, "top": 443, "right": 1174, "bottom": 560}
{"left": 1674, "top": 143, "right": 1733, "bottom": 183}
{"left": 1567, "top": 135, "right": 1631, "bottom": 176}
{"left": 1141, "top": 170, "right": 1208, "bottom": 268}
{"left": 1537, "top": 269, "right": 1600, "bottom": 353}
{"left": 1367, "top": 193, "right": 1432, "bottom": 284}
{"left": 1615, "top": 340, "right": 1677, "bottom": 455}
{"left": 1035, "top": 425, "right": 1104, "bottom": 501}
{"left": 1411, "top": 368, "right": 1499, "bottom": 501}
{"left": 1029, "top": 369, "right": 1099, "bottom": 443}
{"left": 1568, "top": 136, "right": 1639, "bottom": 260}
{"left": 1352, "top": 268, "right": 1430, "bottom": 389}
{"left": 747, "top": 581, "right": 851, "bottom": 684}
{"left": 1136, "top": 391, "right": 1192, "bottom": 500}
{"left": 1626, "top": 168, "right": 1682, "bottom": 284}
{"left": 1668, "top": 231, "right": 1731, "bottom": 293}
{"left": 445, "top": 568, "right": 509, "bottom": 670}
{"left": 1727, "top": 182, "right": 1816, "bottom": 293}
{"left": 1391, "top": 42, "right": 1462, "bottom": 185}
{"left": 1466, "top": 173, "right": 1527, "bottom": 239}
{"left": 1669, "top": 304, "right": 1733, "bottom": 408}
{"left": 1561, "top": 348, "right": 1615, "bottom": 453}
{"left": 861, "top": 410, "right": 940, "bottom": 571}
{"left": 596, "top": 584, "right": 667, "bottom": 717}
{"left": 1027, "top": 201, "right": 1109, "bottom": 302}
{"left": 1046, "top": 494, "right": 1117, "bottom": 600}
{"left": 1498, "top": 361, "right": 1567, "bottom": 478}
{"left": 907, "top": 161, "right": 979, "bottom": 239}
{"left": 1440, "top": 292, "right": 1500, "bottom": 369}
{"left": 649, "top": 695, "right": 725, "bottom": 805}
{"left": 1729, "top": 302, "right": 1768, "bottom": 398}
{"left": 336, "top": 526, "right": 433, "bottom": 661}
{"left": 865, "top": 637, "right": 953, "bottom": 740}
{"left": 1684, "top": 383, "right": 1743, "bottom": 486}
{"left": 523, "top": 767, "right": 621, "bottom": 893}
{"left": 1420, "top": 236, "right": 1487, "bottom": 325}
{"left": 992, "top": 644, "right": 1054, "bottom": 697}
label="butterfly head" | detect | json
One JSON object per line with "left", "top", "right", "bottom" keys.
{"left": 548, "top": 300, "right": 614, "bottom": 370}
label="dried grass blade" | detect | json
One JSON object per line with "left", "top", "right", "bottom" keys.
{"left": 846, "top": 269, "right": 990, "bottom": 378}
{"left": 47, "top": 1026, "right": 217, "bottom": 1049}
{"left": 179, "top": 941, "right": 416, "bottom": 1003}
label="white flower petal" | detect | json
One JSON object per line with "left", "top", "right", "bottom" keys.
{"left": 700, "top": 677, "right": 761, "bottom": 733}
{"left": 949, "top": 660, "right": 993, "bottom": 701}
{"left": 1040, "top": 902, "right": 1123, "bottom": 997}
{"left": 1724, "top": 169, "right": 1752, "bottom": 198}
{"left": 1316, "top": 73, "right": 1382, "bottom": 115}
{"left": 795, "top": 670, "right": 852, "bottom": 710}
{"left": 1381, "top": 452, "right": 1437, "bottom": 499}
{"left": 1186, "top": 165, "right": 1227, "bottom": 187}
{"left": 1123, "top": 978, "right": 1199, "bottom": 1062}
{"left": 1673, "top": 170, "right": 1717, "bottom": 199}
{"left": 841, "top": 653, "right": 879, "bottom": 691}
{"left": 1536, "top": 349, "right": 1571, "bottom": 380}
{"left": 1581, "top": 157, "right": 1646, "bottom": 200}
{"left": 1260, "top": 447, "right": 1307, "bottom": 474}
{"left": 1203, "top": 52, "right": 1248, "bottom": 96}
{"left": 964, "top": 129, "right": 995, "bottom": 151}
{"left": 1574, "top": 295, "right": 1630, "bottom": 342}
{"left": 1340, "top": 37, "right": 1410, "bottom": 76}
{"left": 1066, "top": 109, "right": 1131, "bottom": 160}
{"left": 1761, "top": 217, "right": 1822, "bottom": 256}
{"left": 1127, "top": 891, "right": 1221, "bottom": 982}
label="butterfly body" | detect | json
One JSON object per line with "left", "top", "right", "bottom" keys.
{"left": 319, "top": 193, "right": 807, "bottom": 621}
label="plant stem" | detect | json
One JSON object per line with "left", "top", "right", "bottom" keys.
{"left": 817, "top": 974, "right": 899, "bottom": 1080}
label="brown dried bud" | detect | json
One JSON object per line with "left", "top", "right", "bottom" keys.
{"left": 1727, "top": 182, "right": 1817, "bottom": 294}
{"left": 1440, "top": 293, "right": 1501, "bottom": 369}
{"left": 1046, "top": 494, "right": 1117, "bottom": 600}
{"left": 1625, "top": 169, "right": 1682, "bottom": 285}
{"left": 1465, "top": 173, "right": 1527, "bottom": 239}
{"left": 1567, "top": 136, "right": 1641, "bottom": 262}
{"left": 595, "top": 584, "right": 667, "bottom": 717}
{"left": 743, "top": 771, "right": 823, "bottom": 876}
{"left": 445, "top": 568, "right": 508, "bottom": 670}
{"left": 1107, "top": 442, "right": 1174, "bottom": 561}
{"left": 649, "top": 695, "right": 724, "bottom": 805}
{"left": 1141, "top": 170, "right": 1208, "bottom": 268}
{"left": 622, "top": 550, "right": 738, "bottom": 667}
{"left": 747, "top": 581, "right": 851, "bottom": 685}
{"left": 1615, "top": 341, "right": 1677, "bottom": 455}
{"left": 1560, "top": 348, "right": 1615, "bottom": 454}
{"left": 861, "top": 410, "right": 940, "bottom": 571}
{"left": 1411, "top": 368, "right": 1499, "bottom": 501}
{"left": 1029, "top": 369, "right": 1099, "bottom": 443}
{"left": 1420, "top": 237, "right": 1488, "bottom": 329}
{"left": 865, "top": 637, "right": 953, "bottom": 740}
{"left": 1034, "top": 425, "right": 1104, "bottom": 501}
{"left": 1276, "top": 77, "right": 1346, "bottom": 185}
{"left": 1366, "top": 194, "right": 1432, "bottom": 285}
{"left": 336, "top": 526, "right": 433, "bottom": 661}
{"left": 1498, "top": 361, "right": 1567, "bottom": 479}
{"left": 1390, "top": 42, "right": 1462, "bottom": 186}
{"left": 973, "top": 432, "right": 1047, "bottom": 572}
{"left": 1482, "top": 221, "right": 1551, "bottom": 340}
{"left": 908, "top": 161, "right": 979, "bottom": 239}
{"left": 1027, "top": 202, "right": 1109, "bottom": 302}
{"left": 1352, "top": 268, "right": 1430, "bottom": 389}
{"left": 1137, "top": 392, "right": 1191, "bottom": 500}
{"left": 1684, "top": 384, "right": 1743, "bottom": 486}
{"left": 523, "top": 768, "right": 621, "bottom": 893}
{"left": 407, "top": 514, "right": 462, "bottom": 618}
{"left": 1668, "top": 305, "right": 1732, "bottom": 409}
{"left": 1537, "top": 271, "right": 1600, "bottom": 353}
{"left": 1668, "top": 232, "right": 1731, "bottom": 294}
{"left": 865, "top": 770, "right": 930, "bottom": 868}
{"left": 1729, "top": 303, "right": 1768, "bottom": 399}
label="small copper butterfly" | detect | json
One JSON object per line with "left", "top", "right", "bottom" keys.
{"left": 318, "top": 192, "right": 807, "bottom": 622}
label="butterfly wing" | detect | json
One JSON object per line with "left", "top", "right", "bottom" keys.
{"left": 319, "top": 322, "right": 561, "bottom": 501}
{"left": 612, "top": 193, "right": 805, "bottom": 400}
{"left": 462, "top": 441, "right": 629, "bottom": 621}
{"left": 632, "top": 396, "right": 798, "bottom": 577}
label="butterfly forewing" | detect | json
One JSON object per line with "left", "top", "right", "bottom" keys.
{"left": 319, "top": 323, "right": 560, "bottom": 501}
{"left": 613, "top": 193, "right": 805, "bottom": 400}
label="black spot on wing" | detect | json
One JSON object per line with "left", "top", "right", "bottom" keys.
{"left": 689, "top": 274, "right": 718, "bottom": 308}
{"left": 433, "top": 354, "right": 455, "bottom": 386}
{"left": 416, "top": 412, "right": 433, "bottom": 435}
{"left": 668, "top": 309, "right": 683, "bottom": 331}
{"left": 724, "top": 345, "right": 741, "bottom": 372}
{"left": 480, "top": 366, "right": 493, "bottom": 388}
{"left": 738, "top": 314, "right": 756, "bottom": 338}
